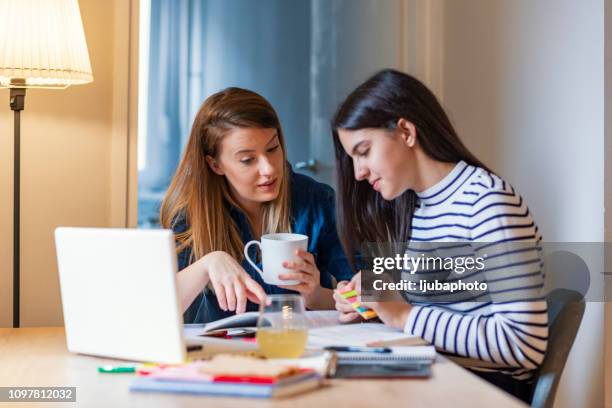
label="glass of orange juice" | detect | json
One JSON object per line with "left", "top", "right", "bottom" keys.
{"left": 256, "top": 294, "right": 308, "bottom": 358}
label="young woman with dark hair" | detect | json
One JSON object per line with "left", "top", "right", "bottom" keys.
{"left": 331, "top": 69, "right": 548, "bottom": 403}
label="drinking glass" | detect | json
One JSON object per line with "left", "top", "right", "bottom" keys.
{"left": 256, "top": 294, "right": 308, "bottom": 358}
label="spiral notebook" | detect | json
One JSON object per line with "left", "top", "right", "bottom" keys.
{"left": 333, "top": 346, "right": 436, "bottom": 378}
{"left": 335, "top": 346, "right": 436, "bottom": 363}
{"left": 333, "top": 361, "right": 432, "bottom": 378}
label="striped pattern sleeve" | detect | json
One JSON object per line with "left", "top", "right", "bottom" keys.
{"left": 404, "top": 300, "right": 548, "bottom": 369}
{"left": 404, "top": 175, "right": 548, "bottom": 370}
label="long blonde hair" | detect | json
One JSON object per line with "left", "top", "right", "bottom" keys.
{"left": 160, "top": 87, "right": 291, "bottom": 263}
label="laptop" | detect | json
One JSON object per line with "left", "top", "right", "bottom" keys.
{"left": 54, "top": 227, "right": 253, "bottom": 364}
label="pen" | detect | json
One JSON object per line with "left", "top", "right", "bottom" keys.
{"left": 98, "top": 365, "right": 136, "bottom": 373}
{"left": 324, "top": 346, "right": 392, "bottom": 353}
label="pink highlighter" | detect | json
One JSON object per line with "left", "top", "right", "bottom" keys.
{"left": 336, "top": 288, "right": 377, "bottom": 320}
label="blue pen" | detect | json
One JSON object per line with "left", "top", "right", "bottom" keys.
{"left": 325, "top": 346, "right": 392, "bottom": 353}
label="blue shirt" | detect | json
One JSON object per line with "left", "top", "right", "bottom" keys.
{"left": 173, "top": 170, "right": 353, "bottom": 323}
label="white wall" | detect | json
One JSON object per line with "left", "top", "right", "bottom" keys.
{"left": 440, "top": 0, "right": 604, "bottom": 407}
{"left": 605, "top": 0, "right": 612, "bottom": 404}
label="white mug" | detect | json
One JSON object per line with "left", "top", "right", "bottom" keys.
{"left": 243, "top": 233, "right": 309, "bottom": 285}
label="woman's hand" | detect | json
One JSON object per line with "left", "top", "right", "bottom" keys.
{"left": 361, "top": 300, "right": 412, "bottom": 331}
{"left": 333, "top": 272, "right": 362, "bottom": 323}
{"left": 333, "top": 271, "right": 412, "bottom": 329}
{"left": 334, "top": 279, "right": 360, "bottom": 323}
{"left": 277, "top": 249, "right": 328, "bottom": 308}
{"left": 199, "top": 251, "right": 267, "bottom": 314}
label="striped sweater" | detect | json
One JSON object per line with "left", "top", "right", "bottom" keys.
{"left": 402, "top": 161, "right": 548, "bottom": 379}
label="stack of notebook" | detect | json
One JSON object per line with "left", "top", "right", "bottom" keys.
{"left": 332, "top": 346, "right": 436, "bottom": 378}
{"left": 130, "top": 355, "right": 322, "bottom": 398}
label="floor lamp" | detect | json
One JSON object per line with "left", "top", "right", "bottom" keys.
{"left": 0, "top": 0, "right": 94, "bottom": 328}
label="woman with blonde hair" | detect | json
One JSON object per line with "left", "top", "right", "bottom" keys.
{"left": 160, "top": 87, "right": 352, "bottom": 323}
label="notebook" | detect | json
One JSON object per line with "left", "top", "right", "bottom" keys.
{"left": 332, "top": 346, "right": 436, "bottom": 379}
{"left": 334, "top": 346, "right": 436, "bottom": 363}
{"left": 333, "top": 361, "right": 432, "bottom": 378}
{"left": 130, "top": 358, "right": 322, "bottom": 398}
{"left": 130, "top": 375, "right": 321, "bottom": 398}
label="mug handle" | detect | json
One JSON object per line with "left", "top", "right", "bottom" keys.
{"left": 243, "top": 240, "right": 264, "bottom": 277}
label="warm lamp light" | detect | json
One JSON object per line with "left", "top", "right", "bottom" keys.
{"left": 0, "top": 0, "right": 94, "bottom": 327}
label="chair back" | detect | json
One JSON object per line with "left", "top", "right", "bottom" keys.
{"left": 530, "top": 289, "right": 585, "bottom": 408}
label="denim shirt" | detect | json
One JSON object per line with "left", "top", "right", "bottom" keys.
{"left": 174, "top": 170, "right": 354, "bottom": 323}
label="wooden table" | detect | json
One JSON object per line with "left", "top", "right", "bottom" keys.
{"left": 0, "top": 328, "right": 527, "bottom": 408}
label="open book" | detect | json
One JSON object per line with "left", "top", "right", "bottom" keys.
{"left": 307, "top": 323, "right": 428, "bottom": 348}
{"left": 199, "top": 310, "right": 341, "bottom": 333}
{"left": 187, "top": 311, "right": 428, "bottom": 349}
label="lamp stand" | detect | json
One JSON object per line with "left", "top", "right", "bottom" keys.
{"left": 10, "top": 88, "right": 25, "bottom": 328}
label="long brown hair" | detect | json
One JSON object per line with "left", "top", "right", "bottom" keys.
{"left": 160, "top": 87, "right": 291, "bottom": 263}
{"left": 332, "top": 69, "right": 490, "bottom": 271}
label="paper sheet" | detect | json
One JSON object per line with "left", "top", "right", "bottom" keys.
{"left": 307, "top": 323, "right": 421, "bottom": 348}
{"left": 303, "top": 310, "right": 341, "bottom": 328}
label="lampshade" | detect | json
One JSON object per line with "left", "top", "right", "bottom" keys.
{"left": 0, "top": 0, "right": 93, "bottom": 88}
